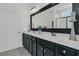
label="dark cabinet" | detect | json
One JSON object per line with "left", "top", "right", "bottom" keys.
{"left": 27, "top": 37, "right": 29, "bottom": 51}
{"left": 22, "top": 33, "right": 32, "bottom": 54}
{"left": 44, "top": 47, "right": 54, "bottom": 56}
{"left": 23, "top": 38, "right": 27, "bottom": 49}
{"left": 27, "top": 36, "right": 32, "bottom": 54}
{"left": 32, "top": 37, "right": 37, "bottom": 56}
{"left": 32, "top": 41, "right": 37, "bottom": 56}
{"left": 37, "top": 38, "right": 54, "bottom": 56}
{"left": 23, "top": 33, "right": 28, "bottom": 49}
{"left": 22, "top": 33, "right": 78, "bottom": 56}
{"left": 37, "top": 44, "right": 54, "bottom": 56}
{"left": 37, "top": 44, "right": 43, "bottom": 56}
{"left": 55, "top": 44, "right": 76, "bottom": 56}
{"left": 76, "top": 50, "right": 79, "bottom": 56}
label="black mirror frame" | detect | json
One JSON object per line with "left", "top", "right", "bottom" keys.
{"left": 30, "top": 3, "right": 71, "bottom": 34}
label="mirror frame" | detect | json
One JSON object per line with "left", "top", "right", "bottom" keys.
{"left": 30, "top": 3, "right": 71, "bottom": 34}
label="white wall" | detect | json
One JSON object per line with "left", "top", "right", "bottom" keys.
{"left": 0, "top": 3, "right": 47, "bottom": 53}
{"left": 0, "top": 3, "right": 31, "bottom": 53}
{"left": 0, "top": 3, "right": 32, "bottom": 31}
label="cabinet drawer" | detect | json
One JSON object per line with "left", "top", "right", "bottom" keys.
{"left": 37, "top": 38, "right": 54, "bottom": 50}
{"left": 56, "top": 44, "right": 76, "bottom": 56}
{"left": 44, "top": 47, "right": 54, "bottom": 56}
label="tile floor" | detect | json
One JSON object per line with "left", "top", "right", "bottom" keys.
{"left": 0, "top": 47, "right": 31, "bottom": 56}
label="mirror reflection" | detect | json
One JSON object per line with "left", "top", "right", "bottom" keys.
{"left": 32, "top": 3, "right": 72, "bottom": 29}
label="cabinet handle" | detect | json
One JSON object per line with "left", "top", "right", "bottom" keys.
{"left": 63, "top": 50, "right": 66, "bottom": 53}
{"left": 44, "top": 49, "right": 46, "bottom": 52}
{"left": 41, "top": 48, "right": 43, "bottom": 51}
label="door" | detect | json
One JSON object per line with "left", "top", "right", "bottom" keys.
{"left": 0, "top": 9, "right": 21, "bottom": 53}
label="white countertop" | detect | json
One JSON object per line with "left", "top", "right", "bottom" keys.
{"left": 23, "top": 31, "right": 79, "bottom": 50}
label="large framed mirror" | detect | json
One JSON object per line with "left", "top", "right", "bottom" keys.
{"left": 30, "top": 3, "right": 72, "bottom": 34}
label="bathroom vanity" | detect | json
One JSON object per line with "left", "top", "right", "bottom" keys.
{"left": 22, "top": 31, "right": 79, "bottom": 56}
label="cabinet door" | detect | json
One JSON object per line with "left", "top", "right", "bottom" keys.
{"left": 32, "top": 41, "right": 37, "bottom": 56}
{"left": 26, "top": 37, "right": 28, "bottom": 49}
{"left": 27, "top": 36, "right": 32, "bottom": 53}
{"left": 37, "top": 44, "right": 43, "bottom": 56}
{"left": 23, "top": 34, "right": 28, "bottom": 49}
{"left": 44, "top": 47, "right": 54, "bottom": 56}
{"left": 23, "top": 38, "right": 27, "bottom": 49}
{"left": 55, "top": 44, "right": 76, "bottom": 56}
{"left": 76, "top": 50, "right": 79, "bottom": 56}
{"left": 27, "top": 37, "right": 29, "bottom": 51}
{"left": 30, "top": 38, "right": 33, "bottom": 54}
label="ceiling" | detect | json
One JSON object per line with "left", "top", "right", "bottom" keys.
{"left": 0, "top": 3, "right": 49, "bottom": 14}
{"left": 25, "top": 3, "right": 49, "bottom": 10}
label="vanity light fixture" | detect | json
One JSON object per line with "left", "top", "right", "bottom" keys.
{"left": 30, "top": 6, "right": 39, "bottom": 13}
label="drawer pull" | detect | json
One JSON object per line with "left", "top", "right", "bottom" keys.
{"left": 44, "top": 49, "right": 46, "bottom": 52}
{"left": 63, "top": 50, "right": 66, "bottom": 53}
{"left": 41, "top": 48, "right": 43, "bottom": 51}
